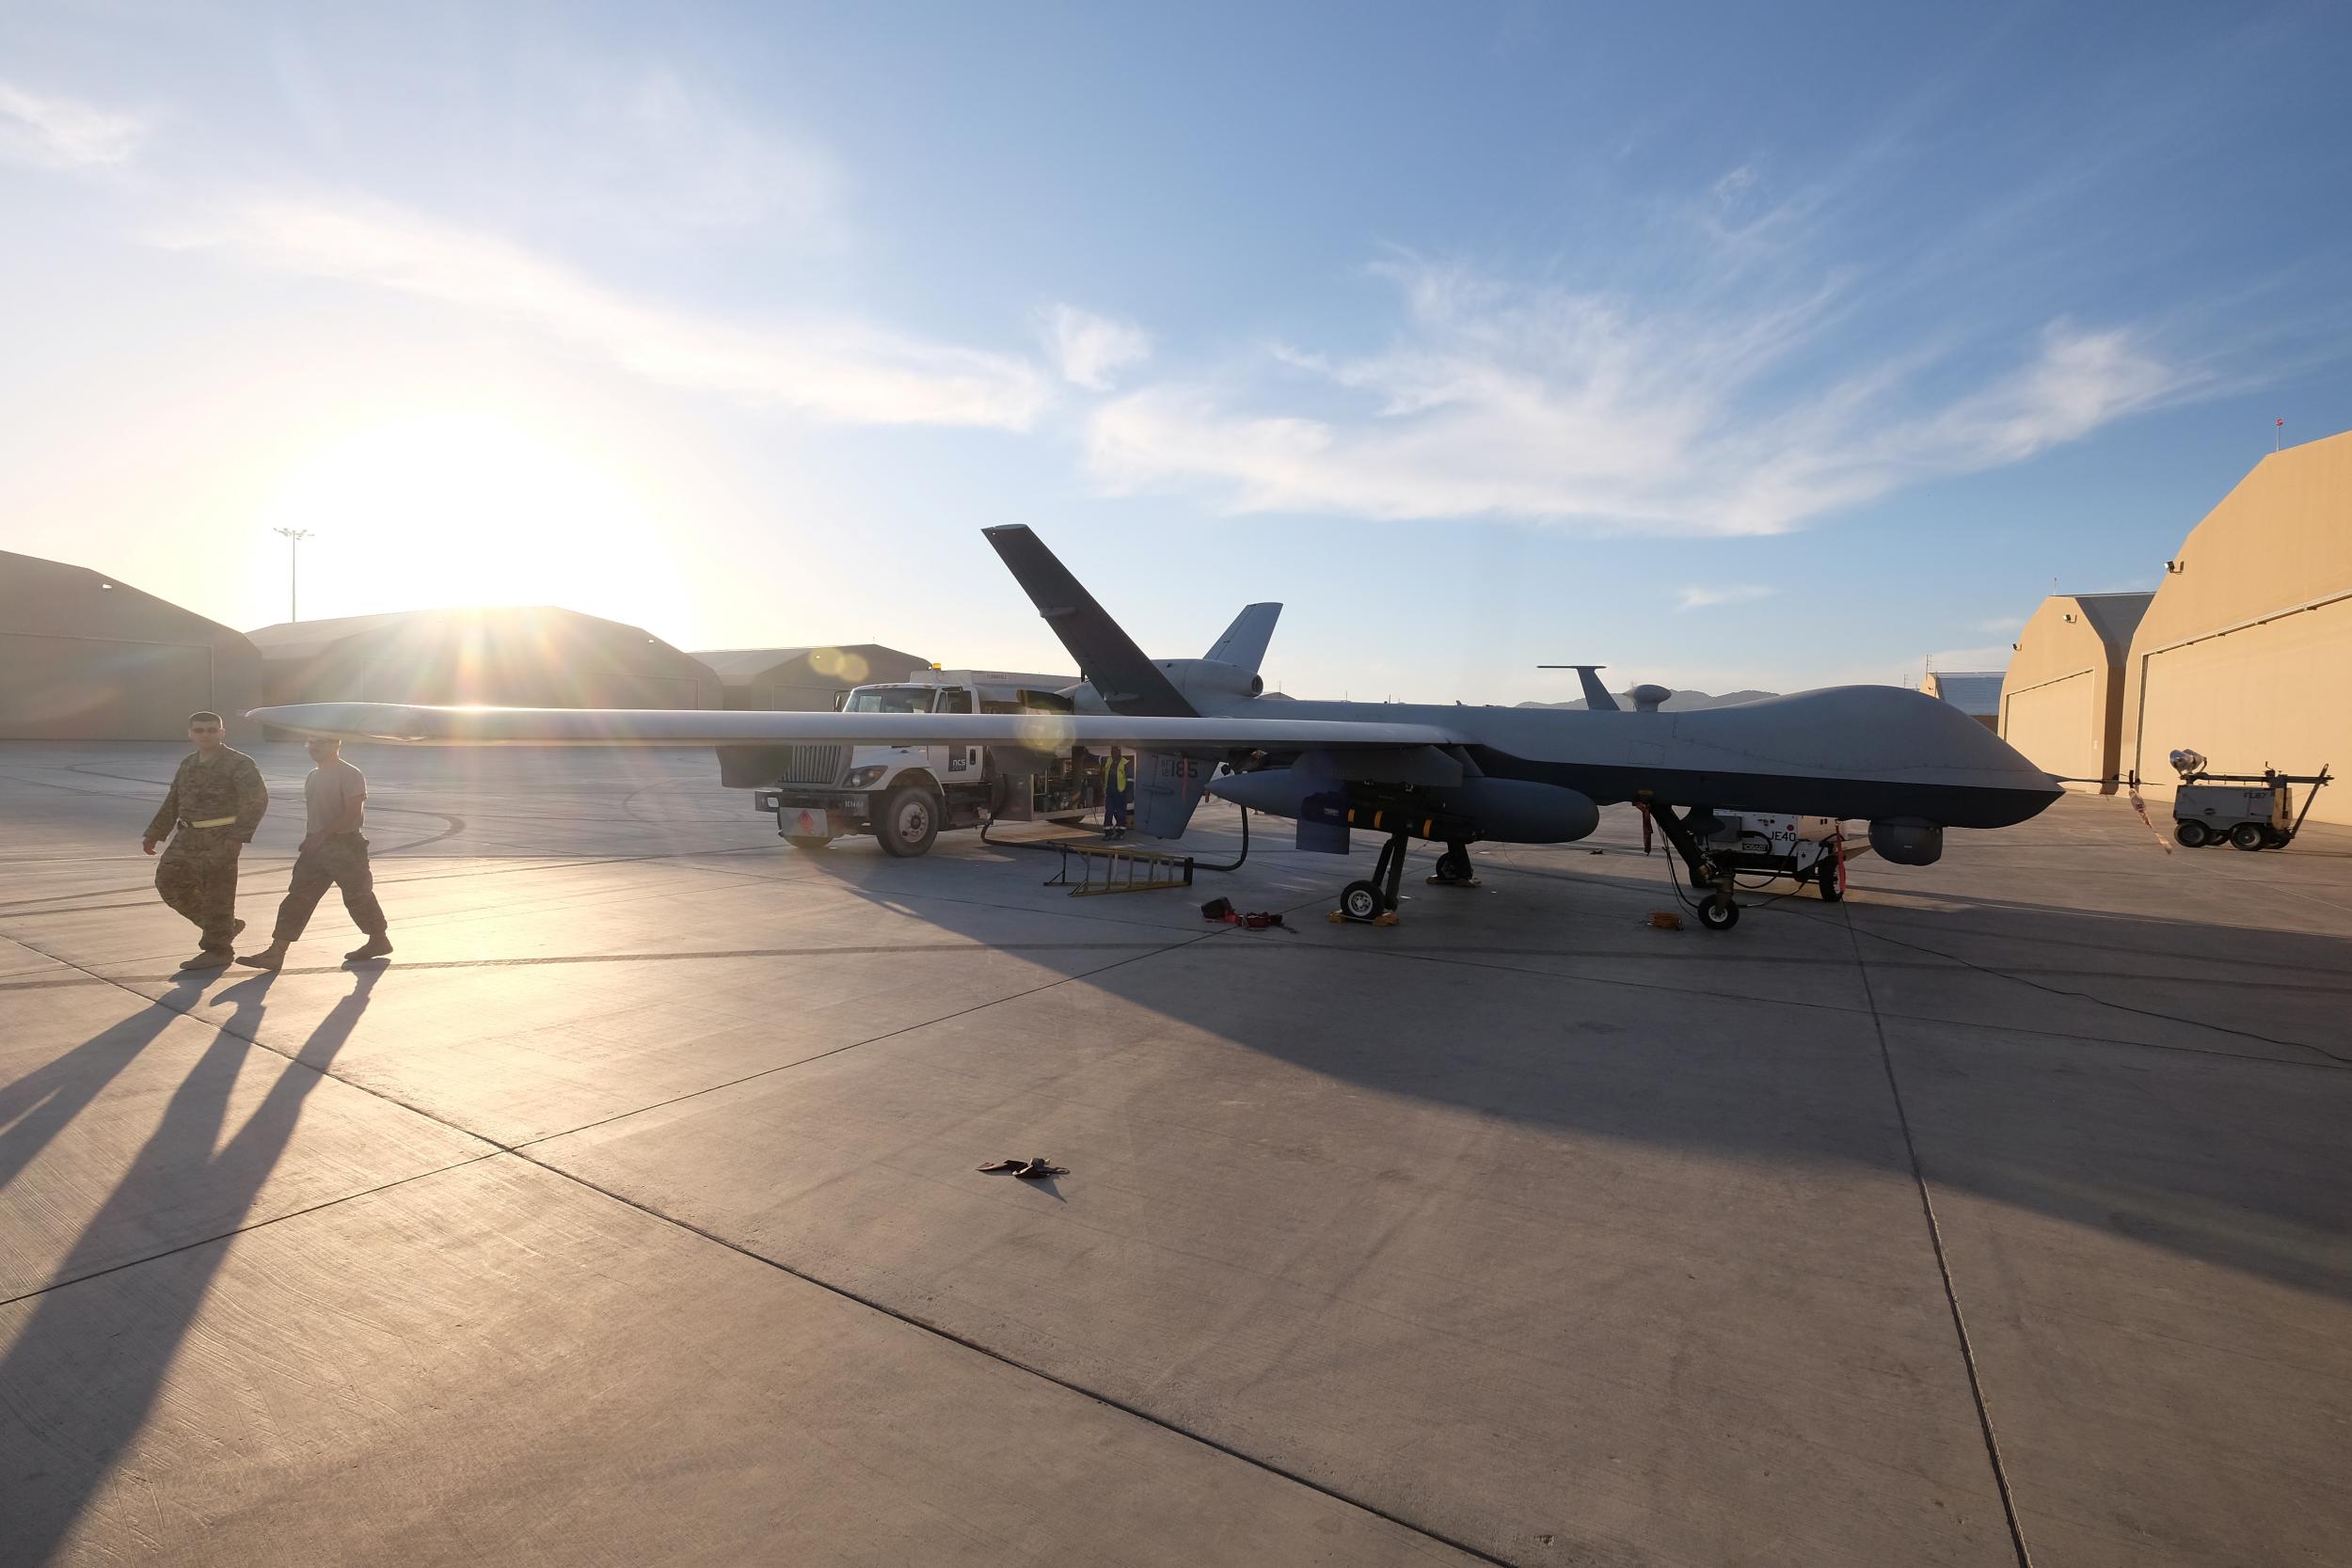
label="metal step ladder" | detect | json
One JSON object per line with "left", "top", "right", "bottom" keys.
{"left": 1043, "top": 842, "right": 1197, "bottom": 896}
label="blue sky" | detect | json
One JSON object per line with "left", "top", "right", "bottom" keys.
{"left": 4, "top": 1, "right": 2348, "bottom": 702}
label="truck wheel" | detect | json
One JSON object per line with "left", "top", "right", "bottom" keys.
{"left": 2173, "top": 820, "right": 2209, "bottom": 848}
{"left": 1816, "top": 860, "right": 1843, "bottom": 901}
{"left": 784, "top": 835, "right": 833, "bottom": 851}
{"left": 875, "top": 783, "right": 942, "bottom": 858}
{"left": 2229, "top": 821, "right": 2266, "bottom": 851}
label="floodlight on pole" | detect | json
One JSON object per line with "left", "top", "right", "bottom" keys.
{"left": 273, "top": 527, "right": 314, "bottom": 622}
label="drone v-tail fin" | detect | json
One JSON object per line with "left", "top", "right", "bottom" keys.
{"left": 1204, "top": 603, "right": 1281, "bottom": 673}
{"left": 1538, "top": 664, "right": 1620, "bottom": 711}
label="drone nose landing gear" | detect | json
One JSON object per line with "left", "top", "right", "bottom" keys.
{"left": 1333, "top": 830, "right": 1415, "bottom": 926}
{"left": 1643, "top": 799, "right": 1742, "bottom": 932}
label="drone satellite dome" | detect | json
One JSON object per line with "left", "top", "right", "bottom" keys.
{"left": 1629, "top": 684, "right": 1673, "bottom": 712}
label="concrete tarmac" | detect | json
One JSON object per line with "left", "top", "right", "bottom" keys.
{"left": 3, "top": 741, "right": 2347, "bottom": 1567}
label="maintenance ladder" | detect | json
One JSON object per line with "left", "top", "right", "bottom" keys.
{"left": 1043, "top": 841, "right": 1196, "bottom": 897}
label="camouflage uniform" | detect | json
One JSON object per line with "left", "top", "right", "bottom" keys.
{"left": 147, "top": 747, "right": 268, "bottom": 953}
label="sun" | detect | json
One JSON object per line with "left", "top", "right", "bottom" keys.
{"left": 254, "top": 414, "right": 694, "bottom": 631}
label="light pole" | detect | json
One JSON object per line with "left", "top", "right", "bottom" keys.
{"left": 273, "top": 527, "right": 314, "bottom": 622}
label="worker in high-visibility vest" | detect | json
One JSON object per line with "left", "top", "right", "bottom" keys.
{"left": 1103, "top": 747, "right": 1133, "bottom": 839}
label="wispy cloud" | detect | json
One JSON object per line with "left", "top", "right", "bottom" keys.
{"left": 1677, "top": 584, "right": 1777, "bottom": 610}
{"left": 168, "top": 198, "right": 1049, "bottom": 429}
{"left": 1086, "top": 254, "right": 2187, "bottom": 535}
{"left": 0, "top": 82, "right": 145, "bottom": 169}
{"left": 1041, "top": 305, "right": 1152, "bottom": 390}
{"left": 510, "top": 61, "right": 850, "bottom": 244}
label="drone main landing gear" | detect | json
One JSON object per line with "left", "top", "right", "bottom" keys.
{"left": 1426, "top": 841, "right": 1478, "bottom": 887}
{"left": 1645, "top": 800, "right": 1742, "bottom": 932}
{"left": 1334, "top": 830, "right": 1413, "bottom": 926}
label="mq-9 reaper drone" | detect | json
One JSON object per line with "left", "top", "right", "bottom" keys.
{"left": 253, "top": 526, "right": 2063, "bottom": 931}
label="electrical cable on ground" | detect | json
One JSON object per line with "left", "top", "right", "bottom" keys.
{"left": 1652, "top": 833, "right": 1813, "bottom": 918}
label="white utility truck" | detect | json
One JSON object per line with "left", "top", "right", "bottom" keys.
{"left": 745, "top": 668, "right": 1101, "bottom": 856}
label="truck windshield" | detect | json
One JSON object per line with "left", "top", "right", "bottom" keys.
{"left": 844, "top": 687, "right": 934, "bottom": 713}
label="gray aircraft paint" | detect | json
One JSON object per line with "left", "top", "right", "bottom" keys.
{"left": 251, "top": 527, "right": 2061, "bottom": 860}
{"left": 252, "top": 683, "right": 2055, "bottom": 832}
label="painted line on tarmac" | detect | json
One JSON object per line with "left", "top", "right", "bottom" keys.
{"left": 0, "top": 840, "right": 783, "bottom": 915}
{"left": 0, "top": 940, "right": 1182, "bottom": 990}
{"left": 9, "top": 932, "right": 2348, "bottom": 1074}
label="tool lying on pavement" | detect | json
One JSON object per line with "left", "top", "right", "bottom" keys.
{"left": 977, "top": 1157, "right": 1069, "bottom": 1180}
{"left": 1201, "top": 896, "right": 1286, "bottom": 929}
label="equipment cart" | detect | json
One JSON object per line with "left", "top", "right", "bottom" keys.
{"left": 2164, "top": 758, "right": 2332, "bottom": 850}
{"left": 1640, "top": 803, "right": 1868, "bottom": 930}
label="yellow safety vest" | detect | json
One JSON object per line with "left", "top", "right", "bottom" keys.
{"left": 1109, "top": 757, "right": 1131, "bottom": 791}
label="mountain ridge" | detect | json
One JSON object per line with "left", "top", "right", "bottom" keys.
{"left": 1514, "top": 689, "right": 1779, "bottom": 712}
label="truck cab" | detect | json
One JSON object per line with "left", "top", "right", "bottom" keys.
{"left": 752, "top": 668, "right": 1100, "bottom": 856}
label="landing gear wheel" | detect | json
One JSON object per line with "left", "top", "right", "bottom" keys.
{"left": 784, "top": 835, "right": 834, "bottom": 851}
{"left": 2229, "top": 821, "right": 2267, "bottom": 851}
{"left": 874, "top": 783, "right": 942, "bottom": 858}
{"left": 1339, "top": 880, "right": 1385, "bottom": 922}
{"left": 1433, "top": 847, "right": 1472, "bottom": 882}
{"left": 2173, "top": 820, "right": 2209, "bottom": 848}
{"left": 1816, "top": 860, "right": 1843, "bottom": 902}
{"left": 1698, "top": 895, "right": 1740, "bottom": 931}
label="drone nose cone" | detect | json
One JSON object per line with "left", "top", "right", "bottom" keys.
{"left": 1719, "top": 686, "right": 2060, "bottom": 828}
{"left": 1911, "top": 690, "right": 2063, "bottom": 821}
{"left": 1955, "top": 706, "right": 2062, "bottom": 797}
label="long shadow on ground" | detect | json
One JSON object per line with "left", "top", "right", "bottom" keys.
{"left": 0, "top": 972, "right": 375, "bottom": 1566}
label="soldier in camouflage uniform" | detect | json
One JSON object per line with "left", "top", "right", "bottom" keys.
{"left": 143, "top": 711, "right": 269, "bottom": 971}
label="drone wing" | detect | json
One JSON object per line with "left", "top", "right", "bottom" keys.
{"left": 248, "top": 703, "right": 1468, "bottom": 752}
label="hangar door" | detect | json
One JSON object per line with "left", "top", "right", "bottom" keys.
{"left": 2135, "top": 597, "right": 2352, "bottom": 827}
{"left": 2001, "top": 669, "right": 2099, "bottom": 784}
{"left": 0, "top": 634, "right": 215, "bottom": 740}
{"left": 580, "top": 673, "right": 705, "bottom": 708}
